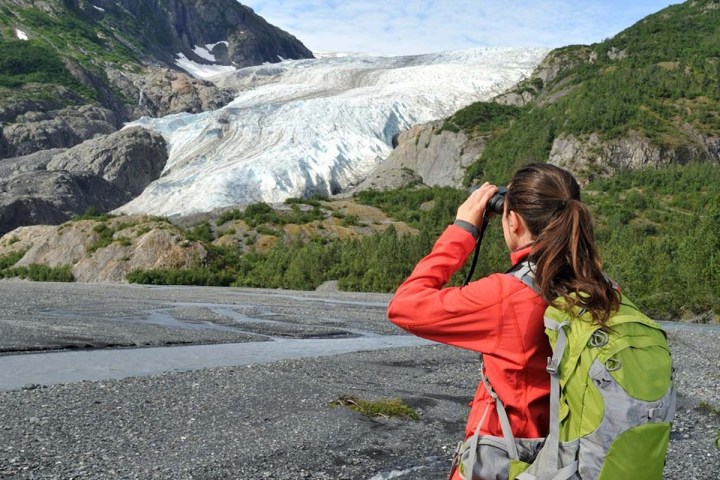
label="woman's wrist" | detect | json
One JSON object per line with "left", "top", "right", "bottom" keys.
{"left": 453, "top": 219, "right": 480, "bottom": 240}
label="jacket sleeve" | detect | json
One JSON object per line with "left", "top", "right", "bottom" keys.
{"left": 387, "top": 224, "right": 506, "bottom": 354}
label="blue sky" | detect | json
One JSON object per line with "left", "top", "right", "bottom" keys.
{"left": 242, "top": 1, "right": 681, "bottom": 56}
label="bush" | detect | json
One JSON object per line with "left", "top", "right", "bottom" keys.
{"left": 440, "top": 102, "right": 522, "bottom": 135}
{"left": 0, "top": 250, "right": 26, "bottom": 270}
{"left": 186, "top": 222, "right": 215, "bottom": 243}
{"left": 217, "top": 202, "right": 326, "bottom": 227}
{"left": 2, "top": 264, "right": 74, "bottom": 282}
{"left": 71, "top": 206, "right": 113, "bottom": 222}
{"left": 126, "top": 268, "right": 234, "bottom": 287}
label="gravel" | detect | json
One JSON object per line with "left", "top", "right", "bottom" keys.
{"left": 0, "top": 281, "right": 717, "bottom": 479}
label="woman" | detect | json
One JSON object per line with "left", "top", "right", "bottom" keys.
{"left": 387, "top": 163, "right": 620, "bottom": 479}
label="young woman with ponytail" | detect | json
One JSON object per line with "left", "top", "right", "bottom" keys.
{"left": 387, "top": 162, "right": 619, "bottom": 479}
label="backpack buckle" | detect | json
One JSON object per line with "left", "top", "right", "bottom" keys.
{"left": 546, "top": 357, "right": 559, "bottom": 374}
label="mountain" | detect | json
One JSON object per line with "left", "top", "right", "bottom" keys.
{"left": 116, "top": 48, "right": 548, "bottom": 218}
{"left": 0, "top": 0, "right": 313, "bottom": 156}
{"left": 0, "top": 0, "right": 314, "bottom": 234}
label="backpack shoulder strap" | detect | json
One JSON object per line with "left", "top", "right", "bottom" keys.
{"left": 506, "top": 259, "right": 619, "bottom": 308}
{"left": 505, "top": 258, "right": 538, "bottom": 293}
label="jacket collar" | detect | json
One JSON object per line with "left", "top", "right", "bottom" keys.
{"left": 510, "top": 245, "right": 533, "bottom": 266}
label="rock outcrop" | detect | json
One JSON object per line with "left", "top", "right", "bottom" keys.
{"left": 1, "top": 106, "right": 120, "bottom": 159}
{"left": 107, "top": 68, "right": 236, "bottom": 119}
{"left": 353, "top": 121, "right": 485, "bottom": 191}
{"left": 0, "top": 172, "right": 128, "bottom": 236}
{"left": 0, "top": 127, "right": 168, "bottom": 235}
{"left": 48, "top": 127, "right": 168, "bottom": 197}
{"left": 548, "top": 131, "right": 720, "bottom": 180}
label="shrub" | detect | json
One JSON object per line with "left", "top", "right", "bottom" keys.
{"left": 2, "top": 264, "right": 74, "bottom": 282}
{"left": 0, "top": 250, "right": 26, "bottom": 270}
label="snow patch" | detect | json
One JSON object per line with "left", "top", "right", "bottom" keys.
{"left": 15, "top": 29, "right": 28, "bottom": 41}
{"left": 92, "top": 5, "right": 105, "bottom": 12}
{"left": 192, "top": 45, "right": 217, "bottom": 62}
{"left": 175, "top": 53, "right": 236, "bottom": 80}
{"left": 119, "top": 48, "right": 550, "bottom": 218}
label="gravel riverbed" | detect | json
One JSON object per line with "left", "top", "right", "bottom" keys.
{"left": 0, "top": 281, "right": 718, "bottom": 479}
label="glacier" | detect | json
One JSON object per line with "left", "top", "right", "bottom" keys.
{"left": 117, "top": 48, "right": 549, "bottom": 218}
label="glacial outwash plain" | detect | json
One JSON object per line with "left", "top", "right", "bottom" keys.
{"left": 0, "top": 281, "right": 718, "bottom": 479}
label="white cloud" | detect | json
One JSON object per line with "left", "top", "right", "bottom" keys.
{"left": 241, "top": 0, "right": 679, "bottom": 56}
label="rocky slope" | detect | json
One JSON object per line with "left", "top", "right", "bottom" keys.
{"left": 0, "top": 216, "right": 208, "bottom": 283}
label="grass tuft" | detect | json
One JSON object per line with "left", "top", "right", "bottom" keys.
{"left": 330, "top": 395, "right": 419, "bottom": 420}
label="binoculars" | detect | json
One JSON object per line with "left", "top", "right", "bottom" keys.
{"left": 469, "top": 185, "right": 508, "bottom": 215}
{"left": 488, "top": 186, "right": 508, "bottom": 215}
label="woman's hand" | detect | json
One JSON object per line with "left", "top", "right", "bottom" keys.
{"left": 456, "top": 182, "right": 499, "bottom": 228}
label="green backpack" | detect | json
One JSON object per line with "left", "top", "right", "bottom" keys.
{"left": 453, "top": 262, "right": 676, "bottom": 480}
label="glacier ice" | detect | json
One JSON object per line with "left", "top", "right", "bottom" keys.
{"left": 117, "top": 47, "right": 549, "bottom": 218}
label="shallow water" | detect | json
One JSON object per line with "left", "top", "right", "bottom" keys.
{"left": 0, "top": 334, "right": 431, "bottom": 391}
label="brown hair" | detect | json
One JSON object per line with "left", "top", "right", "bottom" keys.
{"left": 505, "top": 163, "right": 620, "bottom": 325}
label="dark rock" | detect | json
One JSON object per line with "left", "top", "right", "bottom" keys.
{"left": 0, "top": 90, "right": 84, "bottom": 124}
{"left": 89, "top": 0, "right": 314, "bottom": 68}
{"left": 47, "top": 126, "right": 168, "bottom": 197}
{"left": 0, "top": 171, "right": 128, "bottom": 235}
{"left": 0, "top": 127, "right": 9, "bottom": 159}
{"left": 2, "top": 106, "right": 120, "bottom": 159}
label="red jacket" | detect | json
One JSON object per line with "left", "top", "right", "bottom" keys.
{"left": 387, "top": 224, "right": 551, "bottom": 440}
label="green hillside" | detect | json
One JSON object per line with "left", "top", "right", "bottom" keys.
{"left": 458, "top": 0, "right": 720, "bottom": 183}
{"left": 0, "top": 2, "right": 143, "bottom": 106}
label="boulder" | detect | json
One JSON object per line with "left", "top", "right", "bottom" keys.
{"left": 48, "top": 126, "right": 168, "bottom": 196}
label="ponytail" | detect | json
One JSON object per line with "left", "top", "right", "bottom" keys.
{"left": 506, "top": 163, "right": 620, "bottom": 325}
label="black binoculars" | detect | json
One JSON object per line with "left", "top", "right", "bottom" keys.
{"left": 468, "top": 185, "right": 508, "bottom": 215}
{"left": 488, "top": 186, "right": 507, "bottom": 215}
